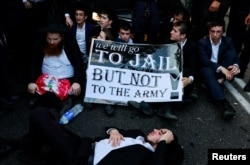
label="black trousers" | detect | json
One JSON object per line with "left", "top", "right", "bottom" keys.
{"left": 25, "top": 107, "right": 92, "bottom": 165}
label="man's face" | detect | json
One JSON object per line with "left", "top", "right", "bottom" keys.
{"left": 75, "top": 10, "right": 87, "bottom": 26}
{"left": 99, "top": 14, "right": 112, "bottom": 29}
{"left": 118, "top": 29, "right": 131, "bottom": 42}
{"left": 172, "top": 14, "right": 184, "bottom": 24}
{"left": 46, "top": 33, "right": 62, "bottom": 48}
{"left": 170, "top": 26, "right": 184, "bottom": 42}
{"left": 146, "top": 129, "right": 166, "bottom": 144}
{"left": 209, "top": 26, "right": 223, "bottom": 44}
{"left": 44, "top": 32, "right": 64, "bottom": 55}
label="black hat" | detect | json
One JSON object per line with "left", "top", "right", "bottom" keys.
{"left": 38, "top": 15, "right": 69, "bottom": 32}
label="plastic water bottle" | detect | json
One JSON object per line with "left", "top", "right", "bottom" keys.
{"left": 59, "top": 104, "right": 83, "bottom": 124}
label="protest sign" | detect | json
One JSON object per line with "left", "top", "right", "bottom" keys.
{"left": 84, "top": 39, "right": 183, "bottom": 105}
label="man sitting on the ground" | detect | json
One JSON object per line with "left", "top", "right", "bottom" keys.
{"left": 129, "top": 20, "right": 198, "bottom": 120}
{"left": 198, "top": 19, "right": 240, "bottom": 121}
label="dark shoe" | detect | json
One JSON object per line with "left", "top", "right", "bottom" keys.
{"left": 104, "top": 104, "right": 115, "bottom": 116}
{"left": 155, "top": 108, "right": 178, "bottom": 120}
{"left": 128, "top": 101, "right": 154, "bottom": 116}
{"left": 218, "top": 100, "right": 236, "bottom": 121}
{"left": 84, "top": 102, "right": 94, "bottom": 109}
{"left": 243, "top": 80, "right": 250, "bottom": 92}
{"left": 59, "top": 97, "right": 72, "bottom": 116}
{"left": 182, "top": 98, "right": 193, "bottom": 104}
{"left": 222, "top": 110, "right": 235, "bottom": 121}
{"left": 189, "top": 92, "right": 198, "bottom": 100}
{"left": 189, "top": 85, "right": 199, "bottom": 100}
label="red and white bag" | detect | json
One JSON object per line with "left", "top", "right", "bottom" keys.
{"left": 36, "top": 74, "right": 71, "bottom": 100}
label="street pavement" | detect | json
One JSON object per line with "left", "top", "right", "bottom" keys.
{"left": 1, "top": 43, "right": 250, "bottom": 165}
{"left": 1, "top": 4, "right": 250, "bottom": 164}
{"left": 1, "top": 46, "right": 250, "bottom": 165}
{"left": 0, "top": 75, "right": 250, "bottom": 165}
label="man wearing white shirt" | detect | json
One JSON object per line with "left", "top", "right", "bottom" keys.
{"left": 198, "top": 19, "right": 240, "bottom": 121}
{"left": 17, "top": 107, "right": 184, "bottom": 165}
{"left": 170, "top": 21, "right": 198, "bottom": 100}
{"left": 92, "top": 127, "right": 183, "bottom": 165}
{"left": 129, "top": 21, "right": 198, "bottom": 120}
{"left": 27, "top": 15, "right": 84, "bottom": 109}
{"left": 68, "top": 2, "right": 95, "bottom": 68}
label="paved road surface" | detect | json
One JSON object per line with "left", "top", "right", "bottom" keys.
{"left": 0, "top": 80, "right": 250, "bottom": 165}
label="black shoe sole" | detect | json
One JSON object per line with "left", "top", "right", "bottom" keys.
{"left": 222, "top": 111, "right": 235, "bottom": 121}
{"left": 104, "top": 105, "right": 115, "bottom": 116}
{"left": 155, "top": 112, "right": 178, "bottom": 120}
{"left": 128, "top": 101, "right": 154, "bottom": 116}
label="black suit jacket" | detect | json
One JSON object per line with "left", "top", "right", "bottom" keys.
{"left": 182, "top": 39, "right": 198, "bottom": 79}
{"left": 68, "top": 23, "right": 95, "bottom": 55}
{"left": 198, "top": 36, "right": 240, "bottom": 71}
{"left": 97, "top": 128, "right": 184, "bottom": 165}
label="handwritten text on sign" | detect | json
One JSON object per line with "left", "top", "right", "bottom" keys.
{"left": 84, "top": 39, "right": 183, "bottom": 105}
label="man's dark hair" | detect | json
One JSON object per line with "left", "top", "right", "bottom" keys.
{"left": 118, "top": 21, "right": 131, "bottom": 31}
{"left": 73, "top": 1, "right": 91, "bottom": 17}
{"left": 207, "top": 19, "right": 225, "bottom": 32}
{"left": 173, "top": 20, "right": 191, "bottom": 38}
{"left": 95, "top": 4, "right": 117, "bottom": 22}
{"left": 173, "top": 21, "right": 187, "bottom": 34}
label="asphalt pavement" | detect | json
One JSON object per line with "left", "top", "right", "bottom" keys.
{"left": 1, "top": 45, "right": 250, "bottom": 165}
{"left": 1, "top": 4, "right": 250, "bottom": 164}
{"left": 0, "top": 72, "right": 250, "bottom": 165}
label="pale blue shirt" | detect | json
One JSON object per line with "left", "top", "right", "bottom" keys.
{"left": 209, "top": 38, "right": 222, "bottom": 72}
{"left": 210, "top": 38, "right": 221, "bottom": 64}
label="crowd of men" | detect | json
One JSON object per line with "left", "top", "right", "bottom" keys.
{"left": 0, "top": 0, "right": 250, "bottom": 164}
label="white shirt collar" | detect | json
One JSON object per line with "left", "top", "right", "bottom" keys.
{"left": 180, "top": 38, "right": 187, "bottom": 48}
{"left": 209, "top": 37, "right": 222, "bottom": 46}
